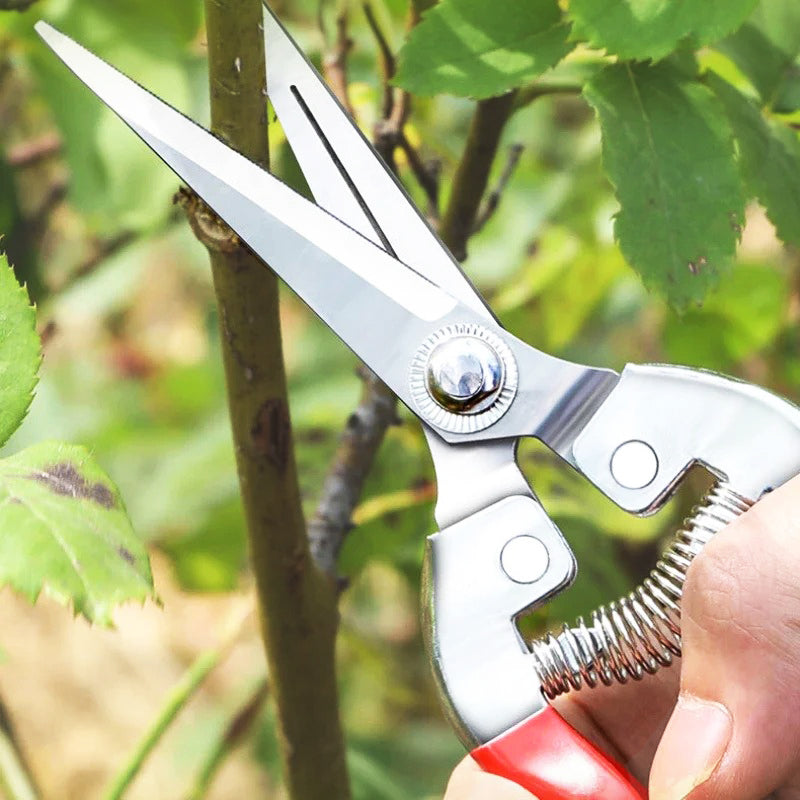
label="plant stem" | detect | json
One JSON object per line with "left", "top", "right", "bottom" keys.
{"left": 194, "top": 2, "right": 351, "bottom": 798}
{"left": 472, "top": 142, "right": 524, "bottom": 235}
{"left": 103, "top": 610, "right": 249, "bottom": 800}
{"left": 440, "top": 92, "right": 518, "bottom": 261}
{"left": 0, "top": 701, "right": 38, "bottom": 800}
{"left": 185, "top": 677, "right": 270, "bottom": 800}
{"left": 363, "top": 2, "right": 396, "bottom": 120}
{"left": 308, "top": 367, "right": 398, "bottom": 579}
{"left": 104, "top": 654, "right": 218, "bottom": 800}
{"left": 513, "top": 82, "right": 583, "bottom": 111}
{"left": 321, "top": 8, "right": 355, "bottom": 115}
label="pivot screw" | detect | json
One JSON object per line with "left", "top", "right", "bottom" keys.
{"left": 425, "top": 337, "right": 504, "bottom": 414}
{"left": 409, "top": 322, "right": 518, "bottom": 434}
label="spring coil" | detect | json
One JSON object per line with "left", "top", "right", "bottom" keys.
{"left": 531, "top": 483, "right": 753, "bottom": 698}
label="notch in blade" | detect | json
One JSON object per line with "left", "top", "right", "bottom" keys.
{"left": 262, "top": 3, "right": 494, "bottom": 319}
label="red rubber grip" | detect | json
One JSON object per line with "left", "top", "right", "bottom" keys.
{"left": 472, "top": 706, "right": 647, "bottom": 800}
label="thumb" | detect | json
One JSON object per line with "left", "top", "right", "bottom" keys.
{"left": 649, "top": 474, "right": 800, "bottom": 799}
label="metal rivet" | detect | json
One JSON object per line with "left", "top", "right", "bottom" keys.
{"left": 500, "top": 536, "right": 550, "bottom": 584}
{"left": 409, "top": 323, "right": 518, "bottom": 434}
{"left": 425, "top": 337, "right": 504, "bottom": 414}
{"left": 610, "top": 440, "right": 658, "bottom": 489}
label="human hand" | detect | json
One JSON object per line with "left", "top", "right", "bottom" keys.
{"left": 444, "top": 473, "right": 800, "bottom": 799}
{"left": 444, "top": 756, "right": 534, "bottom": 799}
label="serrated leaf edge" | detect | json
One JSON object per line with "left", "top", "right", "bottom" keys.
{"left": 0, "top": 253, "right": 42, "bottom": 447}
{"left": 0, "top": 442, "right": 155, "bottom": 626}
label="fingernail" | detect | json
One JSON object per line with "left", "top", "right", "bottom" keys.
{"left": 649, "top": 694, "right": 732, "bottom": 800}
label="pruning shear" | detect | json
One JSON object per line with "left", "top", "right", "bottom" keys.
{"left": 37, "top": 8, "right": 800, "bottom": 799}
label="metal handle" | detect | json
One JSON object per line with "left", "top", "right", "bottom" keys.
{"left": 573, "top": 363, "right": 800, "bottom": 514}
{"left": 424, "top": 495, "right": 577, "bottom": 746}
{"left": 472, "top": 706, "right": 647, "bottom": 799}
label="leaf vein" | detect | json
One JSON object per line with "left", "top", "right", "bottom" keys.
{"left": 623, "top": 64, "right": 681, "bottom": 272}
{"left": 0, "top": 480, "right": 93, "bottom": 602}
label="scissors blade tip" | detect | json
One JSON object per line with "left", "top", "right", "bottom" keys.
{"left": 34, "top": 19, "right": 56, "bottom": 40}
{"left": 35, "top": 20, "right": 72, "bottom": 50}
{"left": 36, "top": 21, "right": 98, "bottom": 78}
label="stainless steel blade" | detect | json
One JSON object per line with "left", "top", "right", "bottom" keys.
{"left": 264, "top": 6, "right": 377, "bottom": 246}
{"left": 263, "top": 4, "right": 493, "bottom": 319}
{"left": 36, "top": 21, "right": 619, "bottom": 459}
{"left": 35, "top": 21, "right": 464, "bottom": 411}
{"left": 262, "top": 5, "right": 513, "bottom": 526}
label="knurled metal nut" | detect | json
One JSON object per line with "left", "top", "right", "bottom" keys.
{"left": 409, "top": 323, "right": 518, "bottom": 434}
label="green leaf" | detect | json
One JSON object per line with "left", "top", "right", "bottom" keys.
{"left": 664, "top": 262, "right": 788, "bottom": 370}
{"left": 394, "top": 0, "right": 573, "bottom": 99}
{"left": 716, "top": 0, "right": 800, "bottom": 107}
{"left": 0, "top": 441, "right": 154, "bottom": 625}
{"left": 0, "top": 253, "right": 40, "bottom": 447}
{"left": 538, "top": 243, "right": 626, "bottom": 350}
{"left": 568, "top": 0, "right": 759, "bottom": 62}
{"left": 584, "top": 63, "right": 745, "bottom": 307}
{"left": 709, "top": 74, "right": 800, "bottom": 247}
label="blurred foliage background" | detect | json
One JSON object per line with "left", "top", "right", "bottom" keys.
{"left": 0, "top": 0, "right": 798, "bottom": 798}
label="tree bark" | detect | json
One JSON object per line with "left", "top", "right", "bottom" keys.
{"left": 194, "top": 2, "right": 351, "bottom": 798}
